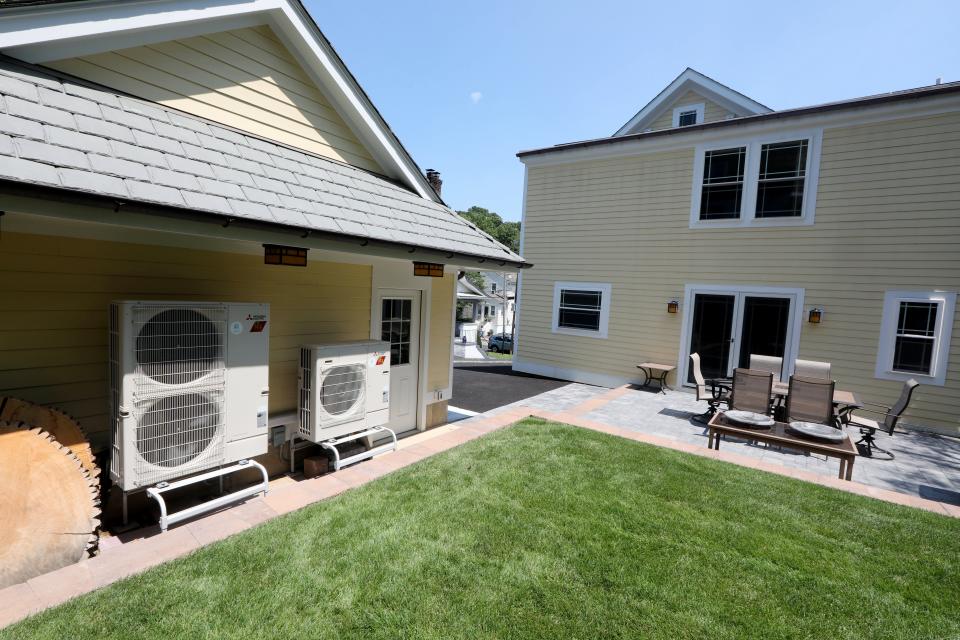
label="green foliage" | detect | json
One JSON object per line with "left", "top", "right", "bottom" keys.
{"left": 458, "top": 206, "right": 521, "bottom": 253}
{"left": 7, "top": 420, "right": 958, "bottom": 639}
{"left": 463, "top": 271, "right": 486, "bottom": 291}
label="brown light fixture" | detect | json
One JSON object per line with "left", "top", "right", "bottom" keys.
{"left": 667, "top": 300, "right": 680, "bottom": 314}
{"left": 263, "top": 244, "right": 307, "bottom": 267}
{"left": 413, "top": 261, "right": 444, "bottom": 277}
{"left": 808, "top": 307, "right": 823, "bottom": 324}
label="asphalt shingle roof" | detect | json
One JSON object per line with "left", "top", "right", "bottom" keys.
{"left": 0, "top": 59, "right": 524, "bottom": 264}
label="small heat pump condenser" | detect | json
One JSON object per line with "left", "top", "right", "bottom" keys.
{"left": 109, "top": 301, "right": 270, "bottom": 491}
{"left": 298, "top": 340, "right": 391, "bottom": 442}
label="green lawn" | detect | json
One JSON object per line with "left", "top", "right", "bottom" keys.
{"left": 484, "top": 349, "right": 512, "bottom": 360}
{"left": 6, "top": 419, "right": 958, "bottom": 639}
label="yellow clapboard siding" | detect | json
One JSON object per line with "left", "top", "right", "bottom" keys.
{"left": 46, "top": 26, "right": 383, "bottom": 173}
{"left": 647, "top": 89, "right": 736, "bottom": 131}
{"left": 0, "top": 231, "right": 373, "bottom": 449}
{"left": 428, "top": 273, "right": 455, "bottom": 391}
{"left": 518, "top": 111, "right": 960, "bottom": 433}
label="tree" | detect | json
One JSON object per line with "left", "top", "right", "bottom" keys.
{"left": 457, "top": 206, "right": 521, "bottom": 253}
{"left": 463, "top": 271, "right": 486, "bottom": 291}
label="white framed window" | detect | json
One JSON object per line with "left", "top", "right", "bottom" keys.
{"left": 876, "top": 290, "right": 956, "bottom": 386}
{"left": 551, "top": 282, "right": 611, "bottom": 339}
{"left": 689, "top": 129, "right": 822, "bottom": 228}
{"left": 672, "top": 103, "right": 704, "bottom": 128}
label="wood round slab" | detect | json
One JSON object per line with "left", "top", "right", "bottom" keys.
{"left": 0, "top": 423, "right": 100, "bottom": 589}
{"left": 0, "top": 397, "right": 100, "bottom": 480}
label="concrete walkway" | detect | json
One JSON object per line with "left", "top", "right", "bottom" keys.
{"left": 2, "top": 385, "right": 957, "bottom": 629}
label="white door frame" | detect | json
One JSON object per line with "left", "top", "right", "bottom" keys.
{"left": 370, "top": 260, "right": 435, "bottom": 431}
{"left": 677, "top": 283, "right": 805, "bottom": 385}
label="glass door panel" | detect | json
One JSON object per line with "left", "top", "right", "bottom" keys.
{"left": 737, "top": 296, "right": 791, "bottom": 375}
{"left": 687, "top": 294, "right": 736, "bottom": 383}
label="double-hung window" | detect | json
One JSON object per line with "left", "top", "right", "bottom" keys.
{"left": 691, "top": 130, "right": 821, "bottom": 227}
{"left": 552, "top": 282, "right": 611, "bottom": 339}
{"left": 876, "top": 291, "right": 956, "bottom": 386}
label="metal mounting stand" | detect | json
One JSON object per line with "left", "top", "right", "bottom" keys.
{"left": 145, "top": 459, "right": 269, "bottom": 532}
{"left": 319, "top": 426, "right": 397, "bottom": 471}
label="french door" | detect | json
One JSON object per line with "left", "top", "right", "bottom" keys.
{"left": 377, "top": 290, "right": 421, "bottom": 433}
{"left": 684, "top": 287, "right": 801, "bottom": 384}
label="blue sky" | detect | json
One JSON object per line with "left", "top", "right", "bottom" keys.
{"left": 306, "top": 1, "right": 960, "bottom": 222}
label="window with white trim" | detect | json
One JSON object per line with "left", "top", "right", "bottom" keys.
{"left": 672, "top": 103, "right": 704, "bottom": 128}
{"left": 690, "top": 130, "right": 822, "bottom": 228}
{"left": 876, "top": 291, "right": 956, "bottom": 386}
{"left": 551, "top": 282, "right": 611, "bottom": 339}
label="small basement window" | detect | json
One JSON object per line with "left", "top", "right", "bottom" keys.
{"left": 552, "top": 282, "right": 611, "bottom": 339}
{"left": 876, "top": 290, "right": 956, "bottom": 386}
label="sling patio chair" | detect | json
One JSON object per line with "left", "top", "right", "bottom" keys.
{"left": 847, "top": 379, "right": 919, "bottom": 459}
{"left": 729, "top": 368, "right": 774, "bottom": 415}
{"left": 689, "top": 353, "right": 731, "bottom": 423}
{"left": 785, "top": 375, "right": 836, "bottom": 427}
{"left": 794, "top": 359, "right": 832, "bottom": 380}
{"left": 749, "top": 354, "right": 783, "bottom": 384}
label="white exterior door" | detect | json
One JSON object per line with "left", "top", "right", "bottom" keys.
{"left": 378, "top": 290, "right": 421, "bottom": 433}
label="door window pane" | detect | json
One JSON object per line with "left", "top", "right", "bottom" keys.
{"left": 700, "top": 147, "right": 746, "bottom": 220}
{"left": 381, "top": 298, "right": 413, "bottom": 365}
{"left": 687, "top": 294, "right": 735, "bottom": 383}
{"left": 737, "top": 297, "right": 791, "bottom": 371}
{"left": 756, "top": 140, "right": 808, "bottom": 218}
{"left": 893, "top": 301, "right": 938, "bottom": 374}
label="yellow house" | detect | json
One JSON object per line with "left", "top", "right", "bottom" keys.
{"left": 515, "top": 68, "right": 960, "bottom": 435}
{"left": 0, "top": 0, "right": 526, "bottom": 462}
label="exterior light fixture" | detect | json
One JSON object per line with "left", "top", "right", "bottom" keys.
{"left": 413, "top": 261, "right": 444, "bottom": 277}
{"left": 667, "top": 300, "right": 680, "bottom": 314}
{"left": 263, "top": 244, "right": 308, "bottom": 267}
{"left": 808, "top": 308, "right": 823, "bottom": 324}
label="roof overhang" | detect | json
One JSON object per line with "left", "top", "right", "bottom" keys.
{"left": 614, "top": 68, "right": 771, "bottom": 136}
{"left": 0, "top": 0, "right": 442, "bottom": 202}
{"left": 0, "top": 179, "right": 531, "bottom": 271}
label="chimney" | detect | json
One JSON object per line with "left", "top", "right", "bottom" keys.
{"left": 425, "top": 169, "right": 442, "bottom": 195}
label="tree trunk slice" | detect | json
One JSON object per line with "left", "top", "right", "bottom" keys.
{"left": 0, "top": 423, "right": 101, "bottom": 589}
{"left": 0, "top": 397, "right": 100, "bottom": 480}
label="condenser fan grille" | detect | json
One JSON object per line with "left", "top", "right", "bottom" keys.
{"left": 135, "top": 307, "right": 225, "bottom": 386}
{"left": 319, "top": 364, "right": 365, "bottom": 416}
{"left": 135, "top": 392, "right": 223, "bottom": 484}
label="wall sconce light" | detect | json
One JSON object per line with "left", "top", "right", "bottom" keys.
{"left": 808, "top": 307, "right": 823, "bottom": 324}
{"left": 667, "top": 300, "right": 680, "bottom": 314}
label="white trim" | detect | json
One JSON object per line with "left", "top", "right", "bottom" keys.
{"left": 875, "top": 290, "right": 956, "bottom": 386}
{"left": 521, "top": 94, "right": 960, "bottom": 168}
{"left": 0, "top": 0, "right": 440, "bottom": 202}
{"left": 512, "top": 165, "right": 529, "bottom": 363}
{"left": 512, "top": 357, "right": 637, "bottom": 389}
{"left": 676, "top": 284, "right": 805, "bottom": 386}
{"left": 672, "top": 103, "right": 705, "bottom": 127}
{"left": 550, "top": 281, "right": 612, "bottom": 339}
{"left": 615, "top": 69, "right": 771, "bottom": 136}
{"left": 689, "top": 129, "right": 822, "bottom": 228}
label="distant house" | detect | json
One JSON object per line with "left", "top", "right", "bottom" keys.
{"left": 0, "top": 0, "right": 526, "bottom": 451}
{"left": 515, "top": 68, "right": 959, "bottom": 434}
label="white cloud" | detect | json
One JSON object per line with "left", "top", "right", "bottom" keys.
{"left": 469, "top": 91, "right": 483, "bottom": 104}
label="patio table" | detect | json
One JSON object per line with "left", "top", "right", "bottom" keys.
{"left": 771, "top": 382, "right": 862, "bottom": 423}
{"left": 636, "top": 362, "right": 675, "bottom": 394}
{"left": 706, "top": 412, "right": 858, "bottom": 480}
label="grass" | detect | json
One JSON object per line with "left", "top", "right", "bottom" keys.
{"left": 5, "top": 419, "right": 958, "bottom": 639}
{"left": 484, "top": 349, "right": 512, "bottom": 360}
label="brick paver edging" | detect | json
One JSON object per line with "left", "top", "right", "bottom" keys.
{"left": 1, "top": 390, "right": 956, "bottom": 628}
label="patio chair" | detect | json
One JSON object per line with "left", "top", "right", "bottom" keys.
{"left": 729, "top": 368, "right": 774, "bottom": 415}
{"left": 785, "top": 375, "right": 836, "bottom": 426}
{"left": 794, "top": 359, "right": 831, "bottom": 380}
{"left": 689, "top": 353, "right": 730, "bottom": 423}
{"left": 749, "top": 354, "right": 783, "bottom": 384}
{"left": 848, "top": 379, "right": 919, "bottom": 459}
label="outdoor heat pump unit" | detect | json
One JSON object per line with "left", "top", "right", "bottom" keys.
{"left": 298, "top": 340, "right": 392, "bottom": 457}
{"left": 108, "top": 301, "right": 271, "bottom": 530}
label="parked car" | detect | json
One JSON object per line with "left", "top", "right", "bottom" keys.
{"left": 488, "top": 334, "right": 513, "bottom": 353}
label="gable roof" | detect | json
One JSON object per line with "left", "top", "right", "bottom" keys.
{"left": 0, "top": 0, "right": 440, "bottom": 201}
{"left": 0, "top": 58, "right": 525, "bottom": 266}
{"left": 456, "top": 276, "right": 488, "bottom": 300}
{"left": 614, "top": 68, "right": 771, "bottom": 136}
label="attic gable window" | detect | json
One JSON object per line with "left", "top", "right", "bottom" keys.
{"left": 672, "top": 103, "right": 705, "bottom": 128}
{"left": 690, "top": 130, "right": 822, "bottom": 228}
